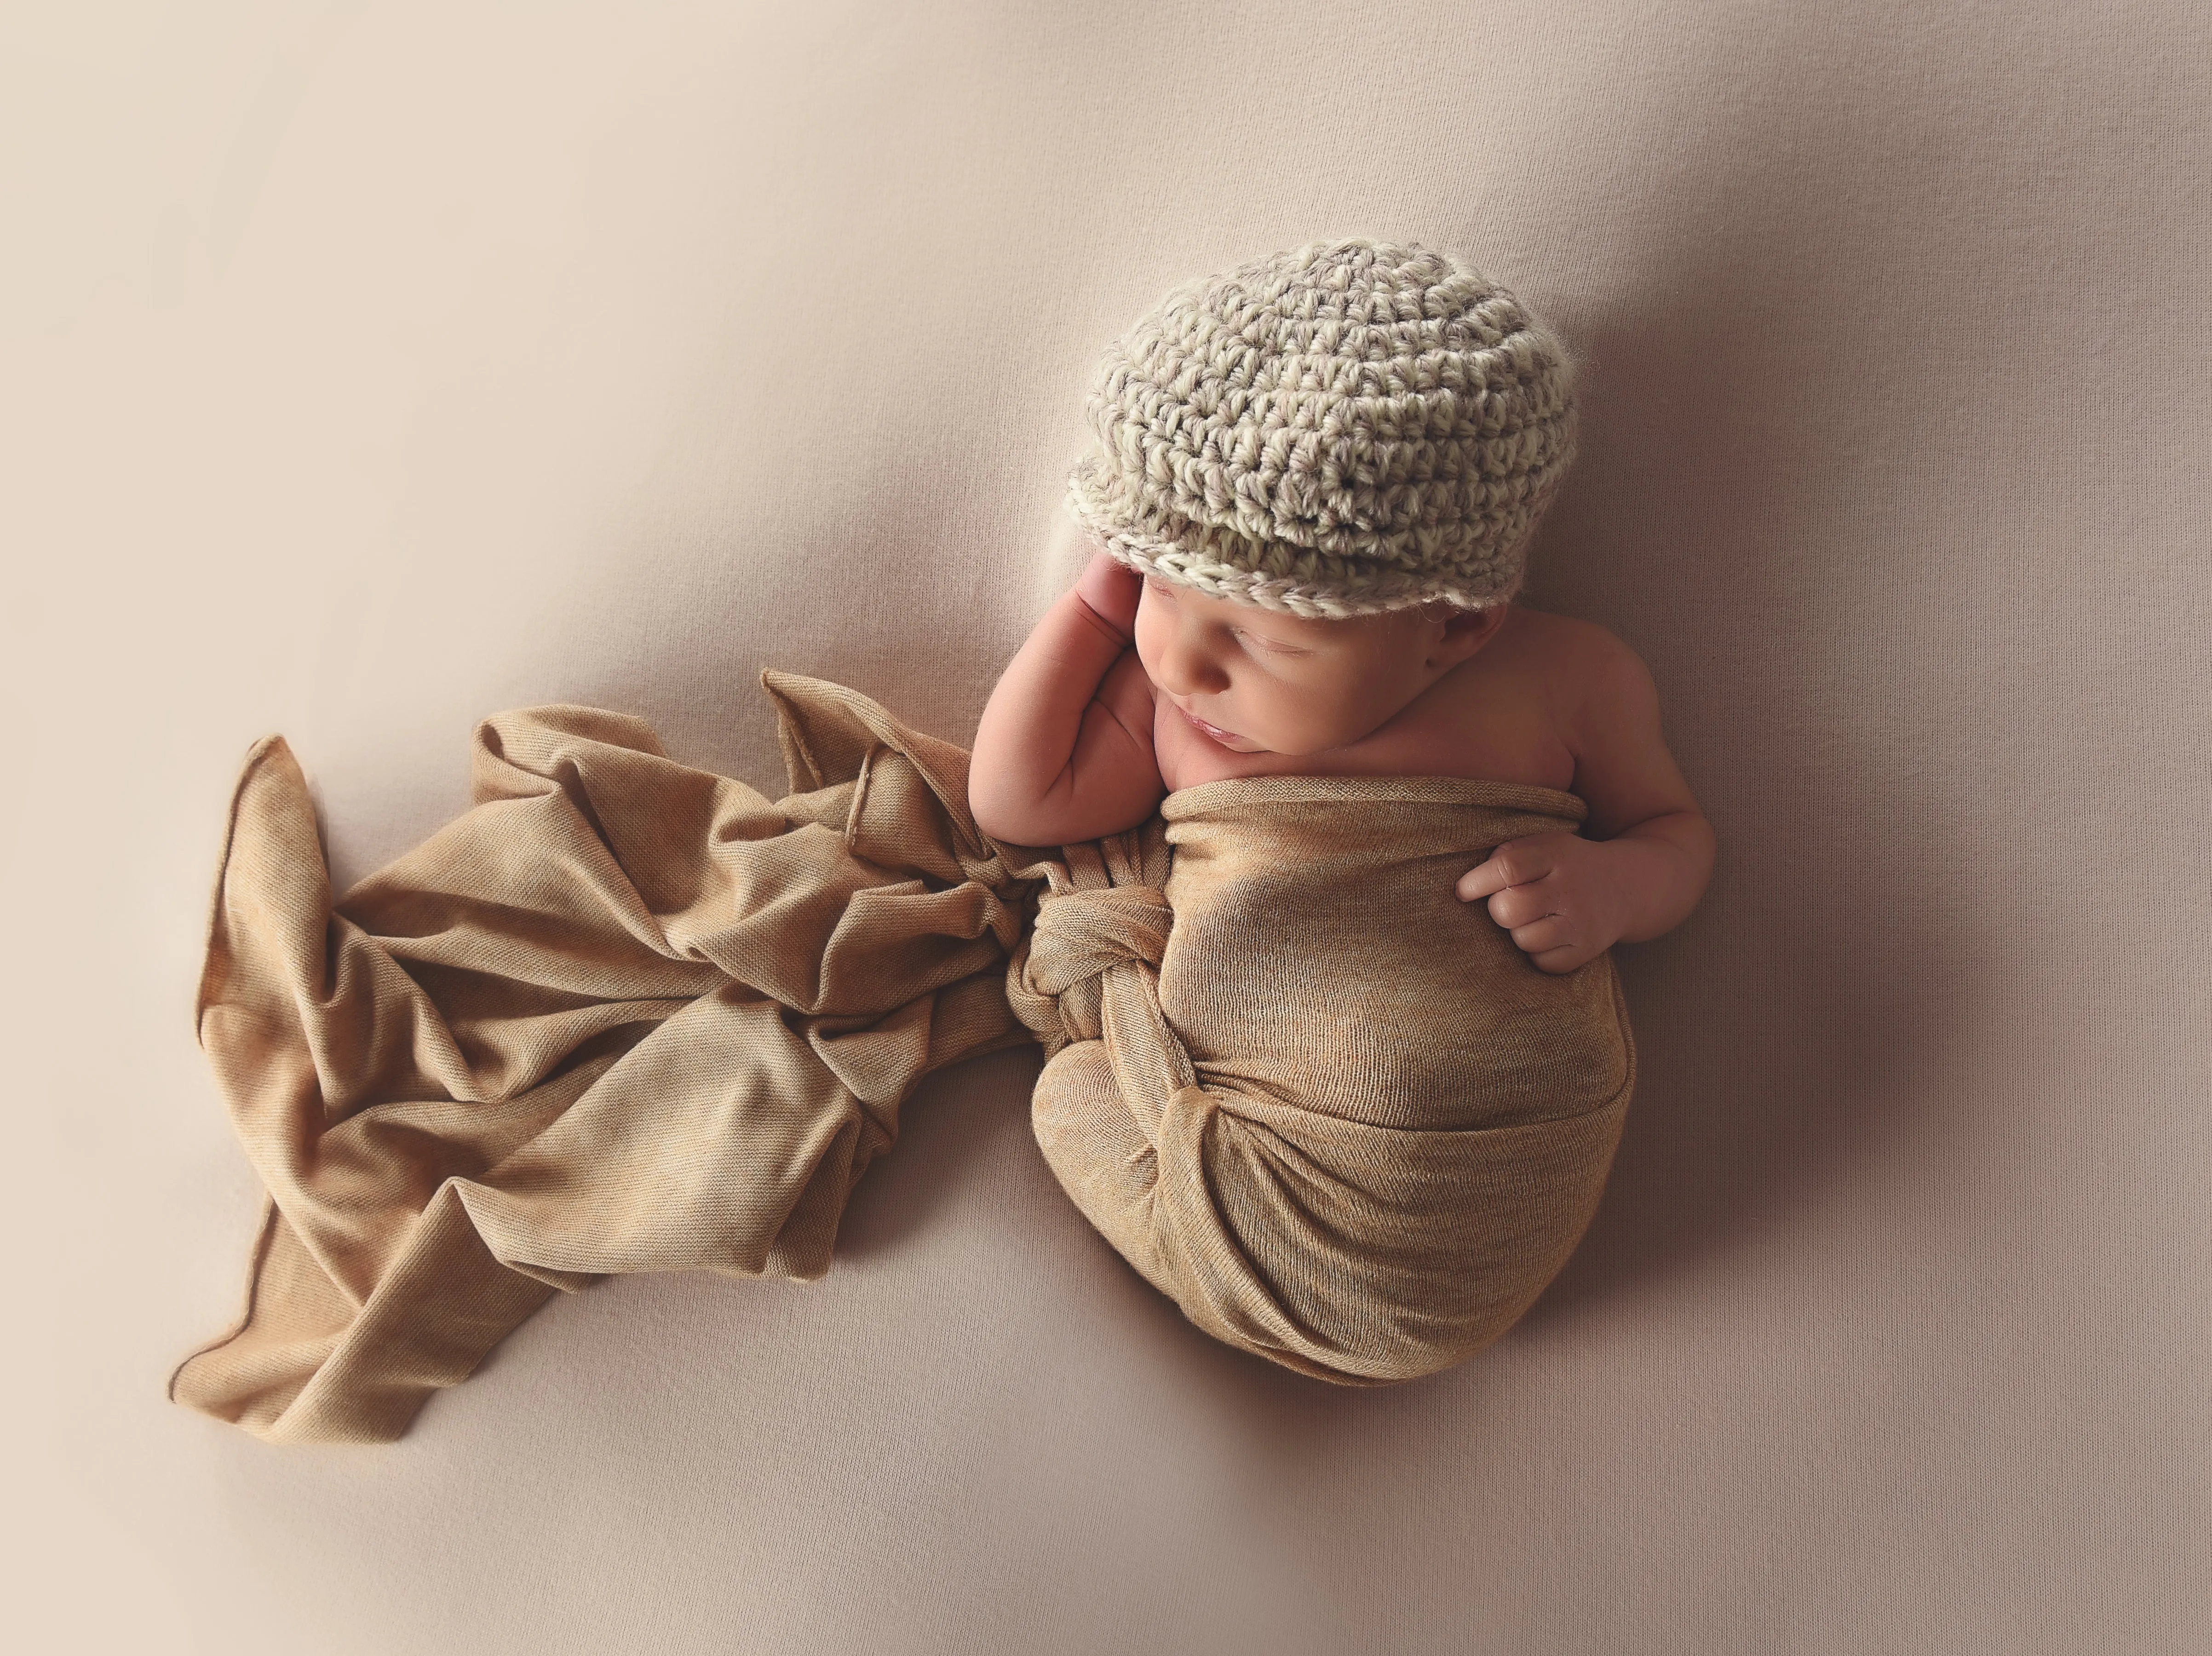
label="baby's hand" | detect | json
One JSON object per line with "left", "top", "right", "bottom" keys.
{"left": 1456, "top": 831, "right": 1631, "bottom": 975}
{"left": 1073, "top": 552, "right": 1142, "bottom": 644}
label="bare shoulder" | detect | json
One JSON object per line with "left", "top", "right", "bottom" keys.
{"left": 1492, "top": 606, "right": 1636, "bottom": 713}
{"left": 1507, "top": 610, "right": 1695, "bottom": 839}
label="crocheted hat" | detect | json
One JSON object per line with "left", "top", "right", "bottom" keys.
{"left": 1067, "top": 238, "right": 1579, "bottom": 617}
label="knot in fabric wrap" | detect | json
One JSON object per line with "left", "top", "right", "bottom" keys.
{"left": 1007, "top": 844, "right": 1175, "bottom": 1054}
{"left": 1006, "top": 773, "right": 1637, "bottom": 1387}
{"left": 1024, "top": 883, "right": 1172, "bottom": 995}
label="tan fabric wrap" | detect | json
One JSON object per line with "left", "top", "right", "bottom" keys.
{"left": 174, "top": 677, "right": 1633, "bottom": 1440}
{"left": 1007, "top": 776, "right": 1636, "bottom": 1386}
{"left": 172, "top": 673, "right": 1036, "bottom": 1443}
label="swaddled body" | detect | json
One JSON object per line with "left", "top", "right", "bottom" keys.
{"left": 1007, "top": 776, "right": 1636, "bottom": 1384}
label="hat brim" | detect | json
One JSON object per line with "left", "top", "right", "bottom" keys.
{"left": 1065, "top": 459, "right": 1520, "bottom": 619}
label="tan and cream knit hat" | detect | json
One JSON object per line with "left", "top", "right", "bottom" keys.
{"left": 1067, "top": 238, "right": 1580, "bottom": 618}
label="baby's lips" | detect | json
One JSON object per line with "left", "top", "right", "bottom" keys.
{"left": 1178, "top": 702, "right": 1242, "bottom": 744}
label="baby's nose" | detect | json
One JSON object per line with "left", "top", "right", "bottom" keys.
{"left": 1153, "top": 632, "right": 1229, "bottom": 695}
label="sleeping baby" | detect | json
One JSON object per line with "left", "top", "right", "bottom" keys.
{"left": 172, "top": 238, "right": 1724, "bottom": 1442}
{"left": 971, "top": 239, "right": 1716, "bottom": 1382}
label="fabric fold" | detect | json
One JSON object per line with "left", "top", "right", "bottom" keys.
{"left": 172, "top": 676, "right": 1038, "bottom": 1443}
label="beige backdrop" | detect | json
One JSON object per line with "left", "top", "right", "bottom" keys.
{"left": 5, "top": 1, "right": 2207, "bottom": 1651}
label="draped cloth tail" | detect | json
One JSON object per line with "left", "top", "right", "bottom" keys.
{"left": 172, "top": 674, "right": 1038, "bottom": 1444}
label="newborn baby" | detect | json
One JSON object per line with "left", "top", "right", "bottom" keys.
{"left": 968, "top": 240, "right": 1716, "bottom": 1383}
{"left": 973, "top": 244, "right": 1713, "bottom": 974}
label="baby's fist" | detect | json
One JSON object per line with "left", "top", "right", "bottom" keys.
{"left": 1456, "top": 830, "right": 1627, "bottom": 975}
{"left": 1073, "top": 551, "right": 1142, "bottom": 644}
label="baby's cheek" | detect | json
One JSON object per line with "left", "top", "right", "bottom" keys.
{"left": 1129, "top": 635, "right": 1165, "bottom": 689}
{"left": 1129, "top": 605, "right": 1166, "bottom": 676}
{"left": 1250, "top": 688, "right": 1352, "bottom": 754}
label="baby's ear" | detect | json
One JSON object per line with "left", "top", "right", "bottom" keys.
{"left": 1430, "top": 601, "right": 1510, "bottom": 666}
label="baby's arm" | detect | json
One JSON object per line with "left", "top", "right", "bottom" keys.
{"left": 1458, "top": 633, "right": 1716, "bottom": 973}
{"left": 969, "top": 553, "right": 1164, "bottom": 846}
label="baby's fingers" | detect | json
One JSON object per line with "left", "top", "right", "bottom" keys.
{"left": 1486, "top": 884, "right": 1555, "bottom": 928}
{"left": 1456, "top": 839, "right": 1545, "bottom": 902}
{"left": 1510, "top": 917, "right": 1594, "bottom": 974}
{"left": 1456, "top": 853, "right": 1511, "bottom": 902}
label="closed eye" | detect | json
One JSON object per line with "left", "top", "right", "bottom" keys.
{"left": 1233, "top": 628, "right": 1310, "bottom": 657}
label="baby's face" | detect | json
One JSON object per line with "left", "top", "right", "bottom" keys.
{"left": 1133, "top": 575, "right": 1496, "bottom": 756}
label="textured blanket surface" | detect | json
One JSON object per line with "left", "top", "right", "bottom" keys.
{"left": 1010, "top": 777, "right": 1635, "bottom": 1384}
{"left": 175, "top": 675, "right": 1632, "bottom": 1441}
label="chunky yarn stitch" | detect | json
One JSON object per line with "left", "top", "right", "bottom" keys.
{"left": 1067, "top": 238, "right": 1579, "bottom": 617}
